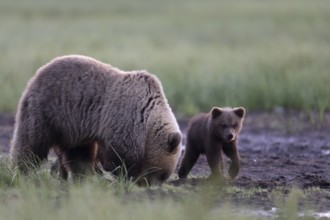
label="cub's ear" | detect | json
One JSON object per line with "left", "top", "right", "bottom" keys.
{"left": 167, "top": 132, "right": 182, "bottom": 153}
{"left": 234, "top": 107, "right": 246, "bottom": 118}
{"left": 211, "top": 107, "right": 222, "bottom": 118}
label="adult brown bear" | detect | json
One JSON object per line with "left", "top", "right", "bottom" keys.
{"left": 10, "top": 55, "right": 182, "bottom": 185}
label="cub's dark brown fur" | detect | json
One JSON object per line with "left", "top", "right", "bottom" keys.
{"left": 178, "top": 107, "right": 245, "bottom": 180}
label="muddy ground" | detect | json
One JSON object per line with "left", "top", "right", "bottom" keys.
{"left": 173, "top": 110, "right": 330, "bottom": 213}
{"left": 1, "top": 111, "right": 330, "bottom": 213}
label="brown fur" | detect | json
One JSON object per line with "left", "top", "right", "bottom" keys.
{"left": 178, "top": 107, "right": 245, "bottom": 180}
{"left": 10, "top": 55, "right": 182, "bottom": 185}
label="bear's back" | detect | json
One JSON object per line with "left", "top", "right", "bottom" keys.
{"left": 21, "top": 55, "right": 148, "bottom": 146}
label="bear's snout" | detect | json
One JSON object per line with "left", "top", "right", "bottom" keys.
{"left": 226, "top": 134, "right": 234, "bottom": 142}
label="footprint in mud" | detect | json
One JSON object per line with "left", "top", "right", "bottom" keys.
{"left": 298, "top": 174, "right": 330, "bottom": 189}
{"left": 283, "top": 159, "right": 298, "bottom": 166}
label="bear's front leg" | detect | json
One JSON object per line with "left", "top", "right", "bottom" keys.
{"left": 178, "top": 141, "right": 200, "bottom": 179}
{"left": 222, "top": 141, "right": 240, "bottom": 179}
{"left": 205, "top": 144, "right": 225, "bottom": 180}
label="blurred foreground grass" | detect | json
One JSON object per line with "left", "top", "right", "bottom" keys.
{"left": 0, "top": 158, "right": 326, "bottom": 220}
{"left": 0, "top": 0, "right": 329, "bottom": 116}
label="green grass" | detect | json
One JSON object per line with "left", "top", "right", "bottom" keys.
{"left": 0, "top": 156, "right": 326, "bottom": 220}
{"left": 0, "top": 0, "right": 329, "bottom": 116}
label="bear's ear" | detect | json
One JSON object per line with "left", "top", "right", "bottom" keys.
{"left": 234, "top": 107, "right": 246, "bottom": 118}
{"left": 211, "top": 107, "right": 222, "bottom": 118}
{"left": 167, "top": 132, "right": 181, "bottom": 153}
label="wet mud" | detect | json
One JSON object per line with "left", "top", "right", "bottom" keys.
{"left": 173, "top": 111, "right": 330, "bottom": 212}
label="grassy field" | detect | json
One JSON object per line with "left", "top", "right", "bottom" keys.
{"left": 1, "top": 1, "right": 330, "bottom": 219}
{"left": 0, "top": 0, "right": 330, "bottom": 116}
{"left": 0, "top": 157, "right": 324, "bottom": 220}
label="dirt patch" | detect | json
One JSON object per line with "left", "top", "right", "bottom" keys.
{"left": 1, "top": 110, "right": 330, "bottom": 211}
{"left": 171, "top": 110, "right": 330, "bottom": 211}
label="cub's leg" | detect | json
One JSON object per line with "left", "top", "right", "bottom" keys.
{"left": 178, "top": 140, "right": 200, "bottom": 179}
{"left": 222, "top": 141, "right": 240, "bottom": 178}
{"left": 205, "top": 142, "right": 225, "bottom": 180}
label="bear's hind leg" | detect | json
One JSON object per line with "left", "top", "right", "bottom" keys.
{"left": 10, "top": 101, "right": 54, "bottom": 174}
{"left": 10, "top": 126, "right": 51, "bottom": 174}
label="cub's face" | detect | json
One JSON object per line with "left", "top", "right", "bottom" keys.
{"left": 210, "top": 107, "right": 246, "bottom": 142}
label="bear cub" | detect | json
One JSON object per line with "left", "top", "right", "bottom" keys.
{"left": 178, "top": 107, "right": 245, "bottom": 180}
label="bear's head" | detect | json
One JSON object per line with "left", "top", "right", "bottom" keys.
{"left": 208, "top": 107, "right": 246, "bottom": 142}
{"left": 132, "top": 73, "right": 182, "bottom": 186}
{"left": 139, "top": 112, "right": 182, "bottom": 186}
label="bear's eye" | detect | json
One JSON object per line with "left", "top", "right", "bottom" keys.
{"left": 220, "top": 124, "right": 228, "bottom": 128}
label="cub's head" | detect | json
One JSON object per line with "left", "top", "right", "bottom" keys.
{"left": 209, "top": 107, "right": 246, "bottom": 142}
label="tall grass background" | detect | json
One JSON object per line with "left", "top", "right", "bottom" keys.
{"left": 0, "top": 0, "right": 330, "bottom": 116}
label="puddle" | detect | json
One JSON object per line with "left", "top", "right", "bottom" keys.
{"left": 315, "top": 212, "right": 330, "bottom": 218}
{"left": 321, "top": 150, "right": 330, "bottom": 156}
{"left": 245, "top": 207, "right": 278, "bottom": 218}
{"left": 240, "top": 207, "right": 330, "bottom": 219}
